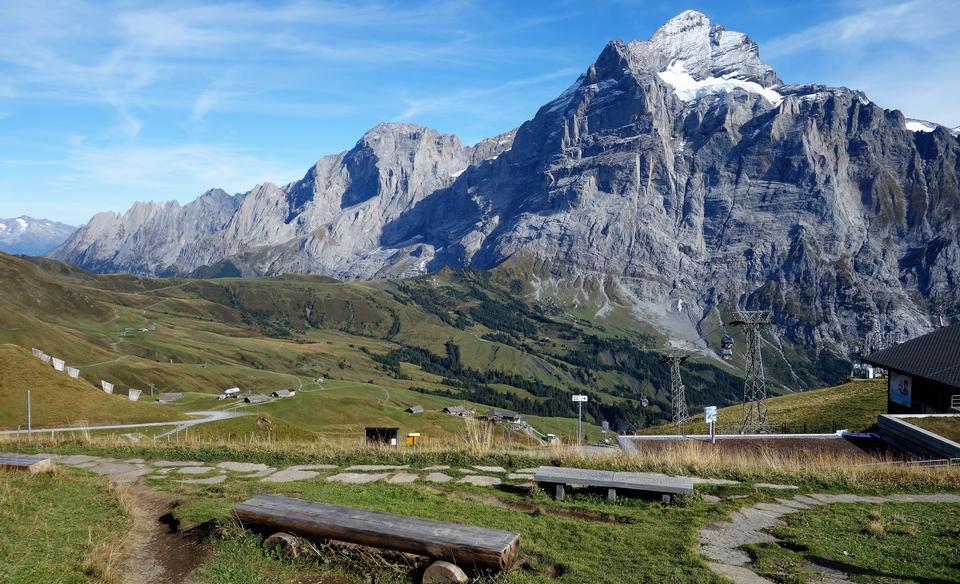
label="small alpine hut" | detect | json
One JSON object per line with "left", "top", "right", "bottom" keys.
{"left": 244, "top": 394, "right": 270, "bottom": 404}
{"left": 863, "top": 323, "right": 960, "bottom": 414}
{"left": 405, "top": 405, "right": 424, "bottom": 414}
{"left": 365, "top": 427, "right": 400, "bottom": 447}
{"left": 271, "top": 389, "right": 296, "bottom": 398}
{"left": 484, "top": 409, "right": 524, "bottom": 424}
{"left": 442, "top": 405, "right": 474, "bottom": 417}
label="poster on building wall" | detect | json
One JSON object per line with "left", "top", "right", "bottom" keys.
{"left": 890, "top": 374, "right": 912, "bottom": 406}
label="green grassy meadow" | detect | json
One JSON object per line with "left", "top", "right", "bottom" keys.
{"left": 0, "top": 471, "right": 129, "bottom": 583}
{"left": 643, "top": 379, "right": 887, "bottom": 435}
{"left": 747, "top": 502, "right": 960, "bottom": 583}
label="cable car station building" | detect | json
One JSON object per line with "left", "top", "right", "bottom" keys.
{"left": 863, "top": 324, "right": 960, "bottom": 414}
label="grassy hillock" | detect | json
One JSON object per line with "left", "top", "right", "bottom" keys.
{"left": 0, "top": 251, "right": 848, "bottom": 439}
{"left": 0, "top": 344, "right": 180, "bottom": 429}
{"left": 643, "top": 379, "right": 887, "bottom": 435}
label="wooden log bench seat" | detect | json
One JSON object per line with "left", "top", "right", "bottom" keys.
{"left": 534, "top": 466, "right": 693, "bottom": 503}
{"left": 0, "top": 453, "right": 54, "bottom": 473}
{"left": 233, "top": 495, "right": 520, "bottom": 575}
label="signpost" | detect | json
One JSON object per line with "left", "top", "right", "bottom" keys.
{"left": 26, "top": 389, "right": 32, "bottom": 438}
{"left": 704, "top": 406, "right": 718, "bottom": 444}
{"left": 572, "top": 394, "right": 588, "bottom": 445}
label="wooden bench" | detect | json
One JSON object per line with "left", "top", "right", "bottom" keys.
{"left": 534, "top": 466, "right": 693, "bottom": 503}
{"left": 0, "top": 453, "right": 54, "bottom": 473}
{"left": 233, "top": 495, "right": 520, "bottom": 573}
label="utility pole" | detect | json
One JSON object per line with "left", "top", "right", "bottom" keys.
{"left": 729, "top": 310, "right": 772, "bottom": 434}
{"left": 660, "top": 350, "right": 691, "bottom": 434}
{"left": 572, "top": 394, "right": 588, "bottom": 445}
{"left": 26, "top": 389, "right": 32, "bottom": 437}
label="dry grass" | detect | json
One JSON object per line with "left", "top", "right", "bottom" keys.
{"left": 83, "top": 483, "right": 133, "bottom": 583}
{"left": 460, "top": 418, "right": 495, "bottom": 455}
{"left": 5, "top": 432, "right": 960, "bottom": 492}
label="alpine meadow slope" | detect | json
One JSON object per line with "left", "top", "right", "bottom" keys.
{"left": 51, "top": 10, "right": 959, "bottom": 368}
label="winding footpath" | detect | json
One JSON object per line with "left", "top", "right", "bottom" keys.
{"left": 699, "top": 492, "right": 960, "bottom": 583}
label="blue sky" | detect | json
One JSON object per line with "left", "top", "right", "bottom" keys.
{"left": 1, "top": 0, "right": 958, "bottom": 225}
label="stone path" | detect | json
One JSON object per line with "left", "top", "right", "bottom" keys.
{"left": 41, "top": 453, "right": 531, "bottom": 487}
{"left": 699, "top": 492, "right": 960, "bottom": 583}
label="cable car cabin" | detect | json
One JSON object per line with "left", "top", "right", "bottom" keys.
{"left": 365, "top": 427, "right": 400, "bottom": 447}
{"left": 721, "top": 335, "right": 735, "bottom": 348}
{"left": 720, "top": 348, "right": 733, "bottom": 360}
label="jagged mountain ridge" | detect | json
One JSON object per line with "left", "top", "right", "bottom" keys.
{"left": 53, "top": 10, "right": 960, "bottom": 353}
{"left": 0, "top": 216, "right": 76, "bottom": 255}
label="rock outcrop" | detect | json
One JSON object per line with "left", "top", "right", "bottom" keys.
{"left": 52, "top": 10, "right": 960, "bottom": 351}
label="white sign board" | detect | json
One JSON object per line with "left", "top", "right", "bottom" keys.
{"left": 66, "top": 367, "right": 80, "bottom": 379}
{"left": 101, "top": 380, "right": 114, "bottom": 394}
{"left": 572, "top": 394, "right": 588, "bottom": 403}
{"left": 889, "top": 374, "right": 912, "bottom": 407}
{"left": 128, "top": 388, "right": 142, "bottom": 401}
{"left": 52, "top": 357, "right": 65, "bottom": 372}
{"left": 704, "top": 406, "right": 718, "bottom": 423}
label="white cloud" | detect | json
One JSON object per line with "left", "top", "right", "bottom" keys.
{"left": 764, "top": 0, "right": 960, "bottom": 57}
{"left": 763, "top": 0, "right": 960, "bottom": 126}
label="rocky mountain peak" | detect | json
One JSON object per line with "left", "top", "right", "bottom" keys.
{"left": 629, "top": 10, "right": 779, "bottom": 87}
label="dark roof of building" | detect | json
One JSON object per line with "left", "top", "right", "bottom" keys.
{"left": 863, "top": 324, "right": 960, "bottom": 389}
{"left": 485, "top": 408, "right": 522, "bottom": 418}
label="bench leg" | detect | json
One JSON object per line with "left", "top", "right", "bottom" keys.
{"left": 423, "top": 560, "right": 469, "bottom": 584}
{"left": 661, "top": 494, "right": 671, "bottom": 504}
{"left": 554, "top": 483, "right": 565, "bottom": 501}
{"left": 607, "top": 488, "right": 617, "bottom": 502}
{"left": 264, "top": 531, "right": 300, "bottom": 558}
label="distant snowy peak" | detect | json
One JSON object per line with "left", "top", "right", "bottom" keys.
{"left": 629, "top": 10, "right": 779, "bottom": 88}
{"left": 0, "top": 216, "right": 76, "bottom": 256}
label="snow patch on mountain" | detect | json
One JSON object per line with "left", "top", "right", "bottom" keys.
{"left": 657, "top": 60, "right": 782, "bottom": 105}
{"left": 15, "top": 218, "right": 28, "bottom": 230}
{"left": 905, "top": 119, "right": 937, "bottom": 132}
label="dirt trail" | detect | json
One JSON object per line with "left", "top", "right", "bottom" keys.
{"left": 120, "top": 484, "right": 208, "bottom": 584}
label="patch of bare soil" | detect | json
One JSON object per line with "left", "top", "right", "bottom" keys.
{"left": 120, "top": 484, "right": 209, "bottom": 584}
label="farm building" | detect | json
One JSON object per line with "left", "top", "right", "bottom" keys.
{"left": 405, "top": 405, "right": 424, "bottom": 414}
{"left": 244, "top": 394, "right": 270, "bottom": 404}
{"left": 442, "top": 405, "right": 474, "bottom": 417}
{"left": 484, "top": 409, "right": 524, "bottom": 423}
{"left": 271, "top": 389, "right": 296, "bottom": 398}
{"left": 863, "top": 323, "right": 960, "bottom": 414}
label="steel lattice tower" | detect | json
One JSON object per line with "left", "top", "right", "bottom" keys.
{"left": 660, "top": 351, "right": 691, "bottom": 434}
{"left": 729, "top": 310, "right": 772, "bottom": 434}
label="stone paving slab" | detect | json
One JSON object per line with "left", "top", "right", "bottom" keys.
{"left": 754, "top": 483, "right": 799, "bottom": 490}
{"left": 109, "top": 468, "right": 154, "bottom": 484}
{"left": 458, "top": 475, "right": 502, "bottom": 487}
{"left": 153, "top": 460, "right": 205, "bottom": 467}
{"left": 425, "top": 472, "right": 453, "bottom": 483}
{"left": 472, "top": 466, "right": 506, "bottom": 473}
{"left": 217, "top": 462, "right": 271, "bottom": 473}
{"left": 180, "top": 474, "right": 228, "bottom": 485}
{"left": 88, "top": 462, "right": 145, "bottom": 476}
{"left": 422, "top": 465, "right": 449, "bottom": 470}
{"left": 345, "top": 464, "right": 408, "bottom": 471}
{"left": 243, "top": 467, "right": 277, "bottom": 479}
{"left": 386, "top": 472, "right": 419, "bottom": 484}
{"left": 262, "top": 469, "right": 320, "bottom": 483}
{"left": 692, "top": 477, "right": 740, "bottom": 485}
{"left": 287, "top": 464, "right": 339, "bottom": 471}
{"left": 178, "top": 466, "right": 216, "bottom": 475}
{"left": 327, "top": 472, "right": 388, "bottom": 484}
{"left": 515, "top": 467, "right": 539, "bottom": 474}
